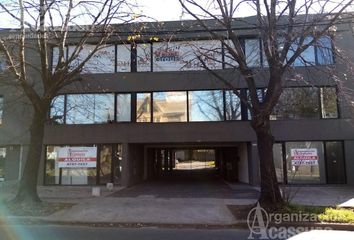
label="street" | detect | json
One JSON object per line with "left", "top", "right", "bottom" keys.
{"left": 0, "top": 224, "right": 251, "bottom": 240}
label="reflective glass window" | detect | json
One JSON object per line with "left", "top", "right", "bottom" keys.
{"left": 136, "top": 93, "right": 151, "bottom": 122}
{"left": 116, "top": 94, "right": 131, "bottom": 122}
{"left": 153, "top": 92, "right": 187, "bottom": 122}
{"left": 66, "top": 94, "right": 114, "bottom": 124}
{"left": 225, "top": 90, "right": 241, "bottom": 120}
{"left": 189, "top": 90, "right": 224, "bottom": 121}
{"left": 50, "top": 95, "right": 65, "bottom": 124}
{"left": 320, "top": 87, "right": 338, "bottom": 119}
{"left": 271, "top": 88, "right": 319, "bottom": 120}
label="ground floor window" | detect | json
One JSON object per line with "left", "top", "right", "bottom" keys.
{"left": 273, "top": 141, "right": 345, "bottom": 184}
{"left": 0, "top": 148, "right": 5, "bottom": 182}
{"left": 45, "top": 144, "right": 122, "bottom": 185}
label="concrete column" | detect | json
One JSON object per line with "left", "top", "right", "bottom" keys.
{"left": 344, "top": 140, "right": 354, "bottom": 185}
{"left": 247, "top": 142, "right": 260, "bottom": 186}
{"left": 121, "top": 143, "right": 131, "bottom": 187}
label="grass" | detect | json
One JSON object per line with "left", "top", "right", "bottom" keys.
{"left": 228, "top": 204, "right": 354, "bottom": 224}
{"left": 283, "top": 204, "right": 354, "bottom": 224}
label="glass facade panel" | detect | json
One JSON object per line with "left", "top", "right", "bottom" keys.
{"left": 189, "top": 90, "right": 224, "bottom": 121}
{"left": 245, "top": 39, "right": 261, "bottom": 67}
{"left": 153, "top": 92, "right": 187, "bottom": 122}
{"left": 50, "top": 95, "right": 65, "bottom": 124}
{"left": 325, "top": 141, "right": 346, "bottom": 184}
{"left": 273, "top": 143, "right": 284, "bottom": 183}
{"left": 0, "top": 96, "right": 3, "bottom": 124}
{"left": 137, "top": 43, "right": 151, "bottom": 72}
{"left": 271, "top": 88, "right": 319, "bottom": 120}
{"left": 116, "top": 94, "right": 131, "bottom": 122}
{"left": 136, "top": 93, "right": 151, "bottom": 122}
{"left": 99, "top": 145, "right": 112, "bottom": 184}
{"left": 321, "top": 87, "right": 338, "bottom": 118}
{"left": 45, "top": 146, "right": 61, "bottom": 184}
{"left": 117, "top": 44, "right": 131, "bottom": 72}
{"left": 286, "top": 141, "right": 326, "bottom": 184}
{"left": 67, "top": 45, "right": 115, "bottom": 73}
{"left": 225, "top": 90, "right": 241, "bottom": 120}
{"left": 0, "top": 148, "right": 5, "bottom": 182}
{"left": 0, "top": 54, "right": 5, "bottom": 72}
{"left": 288, "top": 37, "right": 316, "bottom": 66}
{"left": 66, "top": 94, "right": 114, "bottom": 124}
{"left": 317, "top": 36, "right": 333, "bottom": 65}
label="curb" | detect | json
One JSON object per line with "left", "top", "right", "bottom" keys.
{"left": 2, "top": 217, "right": 354, "bottom": 231}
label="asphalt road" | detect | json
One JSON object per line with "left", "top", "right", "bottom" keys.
{"left": 0, "top": 224, "right": 252, "bottom": 240}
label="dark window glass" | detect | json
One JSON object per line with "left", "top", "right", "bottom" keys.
{"left": 188, "top": 90, "right": 224, "bottom": 121}
{"left": 153, "top": 92, "right": 187, "bottom": 122}
{"left": 271, "top": 88, "right": 319, "bottom": 120}
{"left": 116, "top": 94, "right": 131, "bottom": 122}
{"left": 247, "top": 89, "right": 264, "bottom": 120}
{"left": 50, "top": 95, "right": 65, "bottom": 124}
{"left": 66, "top": 94, "right": 114, "bottom": 124}
{"left": 225, "top": 90, "right": 241, "bottom": 120}
{"left": 0, "top": 56, "right": 5, "bottom": 72}
{"left": 320, "top": 87, "right": 338, "bottom": 118}
{"left": 0, "top": 148, "right": 5, "bottom": 182}
{"left": 273, "top": 143, "right": 284, "bottom": 183}
{"left": 325, "top": 141, "right": 345, "bottom": 184}
{"left": 114, "top": 144, "right": 123, "bottom": 184}
{"left": 286, "top": 141, "right": 326, "bottom": 184}
{"left": 0, "top": 96, "right": 3, "bottom": 125}
{"left": 136, "top": 93, "right": 151, "bottom": 122}
{"left": 317, "top": 36, "right": 333, "bottom": 65}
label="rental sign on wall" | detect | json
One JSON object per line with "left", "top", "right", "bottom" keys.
{"left": 58, "top": 147, "right": 97, "bottom": 168}
{"left": 290, "top": 148, "right": 318, "bottom": 166}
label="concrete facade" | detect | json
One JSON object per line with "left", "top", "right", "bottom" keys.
{"left": 1, "top": 16, "right": 354, "bottom": 187}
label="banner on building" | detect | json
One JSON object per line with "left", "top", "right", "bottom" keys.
{"left": 290, "top": 148, "right": 318, "bottom": 166}
{"left": 58, "top": 147, "right": 97, "bottom": 168}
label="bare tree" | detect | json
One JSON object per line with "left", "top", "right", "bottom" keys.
{"left": 179, "top": 0, "right": 354, "bottom": 205}
{"left": 0, "top": 0, "right": 138, "bottom": 203}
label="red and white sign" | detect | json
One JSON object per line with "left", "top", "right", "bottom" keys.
{"left": 291, "top": 148, "right": 318, "bottom": 166}
{"left": 58, "top": 147, "right": 97, "bottom": 168}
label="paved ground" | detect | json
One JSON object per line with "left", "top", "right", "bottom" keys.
{"left": 287, "top": 186, "right": 354, "bottom": 207}
{"left": 46, "top": 170, "right": 258, "bottom": 225}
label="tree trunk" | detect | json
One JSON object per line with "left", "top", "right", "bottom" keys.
{"left": 253, "top": 119, "right": 283, "bottom": 206}
{"left": 14, "top": 109, "right": 46, "bottom": 203}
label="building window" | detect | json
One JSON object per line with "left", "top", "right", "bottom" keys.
{"left": 0, "top": 148, "right": 5, "bottom": 182}
{"left": 136, "top": 93, "right": 151, "bottom": 122}
{"left": 153, "top": 92, "right": 187, "bottom": 122}
{"left": 271, "top": 87, "right": 319, "bottom": 120}
{"left": 317, "top": 36, "right": 334, "bottom": 65}
{"left": 225, "top": 90, "right": 241, "bottom": 120}
{"left": 273, "top": 143, "right": 284, "bottom": 183}
{"left": 117, "top": 44, "right": 131, "bottom": 72}
{"left": 189, "top": 90, "right": 224, "bottom": 121}
{"left": 68, "top": 45, "right": 115, "bottom": 73}
{"left": 0, "top": 54, "right": 6, "bottom": 72}
{"left": 321, "top": 87, "right": 338, "bottom": 118}
{"left": 116, "top": 94, "right": 131, "bottom": 122}
{"left": 287, "top": 36, "right": 333, "bottom": 66}
{"left": 137, "top": 43, "right": 151, "bottom": 72}
{"left": 0, "top": 96, "right": 3, "bottom": 125}
{"left": 286, "top": 141, "right": 326, "bottom": 184}
{"left": 66, "top": 94, "right": 114, "bottom": 124}
{"left": 245, "top": 39, "right": 261, "bottom": 67}
{"left": 50, "top": 95, "right": 65, "bottom": 124}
